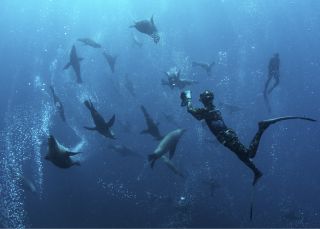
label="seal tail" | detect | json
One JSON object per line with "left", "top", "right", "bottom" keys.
{"left": 148, "top": 154, "right": 158, "bottom": 168}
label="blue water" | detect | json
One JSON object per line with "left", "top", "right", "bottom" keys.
{"left": 0, "top": 0, "right": 320, "bottom": 227}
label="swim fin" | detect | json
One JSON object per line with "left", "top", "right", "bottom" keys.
{"left": 259, "top": 116, "right": 316, "bottom": 130}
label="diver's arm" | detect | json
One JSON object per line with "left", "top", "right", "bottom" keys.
{"left": 181, "top": 90, "right": 204, "bottom": 120}
{"left": 186, "top": 101, "right": 205, "bottom": 120}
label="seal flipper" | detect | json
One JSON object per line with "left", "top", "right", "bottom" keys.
{"left": 169, "top": 143, "right": 177, "bottom": 159}
{"left": 66, "top": 151, "right": 81, "bottom": 156}
{"left": 107, "top": 114, "right": 116, "bottom": 127}
{"left": 148, "top": 154, "right": 158, "bottom": 168}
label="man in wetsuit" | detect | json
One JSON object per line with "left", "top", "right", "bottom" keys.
{"left": 264, "top": 53, "right": 280, "bottom": 95}
{"left": 180, "top": 90, "right": 316, "bottom": 185}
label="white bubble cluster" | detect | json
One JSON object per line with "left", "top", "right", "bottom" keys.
{"left": 0, "top": 107, "right": 28, "bottom": 228}
{"left": 0, "top": 75, "right": 54, "bottom": 227}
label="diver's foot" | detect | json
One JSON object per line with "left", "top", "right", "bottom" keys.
{"left": 252, "top": 171, "right": 263, "bottom": 186}
{"left": 258, "top": 121, "right": 271, "bottom": 131}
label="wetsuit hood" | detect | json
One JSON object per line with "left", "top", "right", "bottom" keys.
{"left": 199, "top": 90, "right": 214, "bottom": 106}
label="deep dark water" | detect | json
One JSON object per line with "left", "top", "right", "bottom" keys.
{"left": 0, "top": 0, "right": 320, "bottom": 228}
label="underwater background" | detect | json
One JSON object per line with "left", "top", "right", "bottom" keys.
{"left": 0, "top": 0, "right": 320, "bottom": 227}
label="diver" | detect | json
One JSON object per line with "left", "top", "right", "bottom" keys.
{"left": 264, "top": 53, "right": 280, "bottom": 96}
{"left": 180, "top": 90, "right": 316, "bottom": 185}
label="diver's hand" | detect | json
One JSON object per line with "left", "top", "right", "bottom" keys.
{"left": 180, "top": 90, "right": 192, "bottom": 107}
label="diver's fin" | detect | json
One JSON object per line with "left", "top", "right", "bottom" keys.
{"left": 259, "top": 116, "right": 316, "bottom": 130}
{"left": 148, "top": 154, "right": 158, "bottom": 168}
{"left": 150, "top": 15, "right": 154, "bottom": 25}
{"left": 107, "top": 114, "right": 116, "bottom": 127}
{"left": 63, "top": 62, "right": 71, "bottom": 70}
{"left": 84, "top": 126, "right": 97, "bottom": 131}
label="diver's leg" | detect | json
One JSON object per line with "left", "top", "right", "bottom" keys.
{"left": 218, "top": 129, "right": 263, "bottom": 185}
{"left": 247, "top": 126, "right": 266, "bottom": 159}
{"left": 239, "top": 156, "right": 263, "bottom": 186}
{"left": 268, "top": 75, "right": 279, "bottom": 94}
{"left": 264, "top": 76, "right": 272, "bottom": 96}
{"left": 248, "top": 112, "right": 284, "bottom": 158}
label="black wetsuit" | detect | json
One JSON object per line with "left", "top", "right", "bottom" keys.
{"left": 187, "top": 102, "right": 263, "bottom": 178}
{"left": 264, "top": 55, "right": 280, "bottom": 95}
